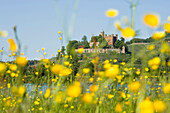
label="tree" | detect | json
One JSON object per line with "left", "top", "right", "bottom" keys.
{"left": 82, "top": 35, "right": 88, "bottom": 44}
{"left": 66, "top": 40, "right": 78, "bottom": 55}
{"left": 99, "top": 39, "right": 109, "bottom": 49}
{"left": 114, "top": 39, "right": 128, "bottom": 52}
{"left": 61, "top": 46, "right": 66, "bottom": 55}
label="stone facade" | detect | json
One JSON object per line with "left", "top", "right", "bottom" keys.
{"left": 101, "top": 31, "right": 118, "bottom": 47}
{"left": 75, "top": 47, "right": 125, "bottom": 54}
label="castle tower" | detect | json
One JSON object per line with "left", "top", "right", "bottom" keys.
{"left": 101, "top": 31, "right": 104, "bottom": 38}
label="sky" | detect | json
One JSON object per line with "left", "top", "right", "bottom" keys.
{"left": 0, "top": 0, "right": 170, "bottom": 60}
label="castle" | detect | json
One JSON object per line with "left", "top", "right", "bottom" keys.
{"left": 101, "top": 31, "right": 118, "bottom": 47}
{"left": 89, "top": 31, "right": 118, "bottom": 48}
{"left": 76, "top": 31, "right": 125, "bottom": 53}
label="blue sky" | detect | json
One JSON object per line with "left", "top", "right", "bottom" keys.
{"left": 0, "top": 0, "right": 170, "bottom": 60}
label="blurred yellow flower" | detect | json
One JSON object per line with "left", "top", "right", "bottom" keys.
{"left": 121, "top": 27, "right": 135, "bottom": 39}
{"left": 66, "top": 81, "right": 81, "bottom": 98}
{"left": 153, "top": 100, "right": 166, "bottom": 112}
{"left": 16, "top": 56, "right": 28, "bottom": 67}
{"left": 8, "top": 38, "right": 17, "bottom": 51}
{"left": 148, "top": 45, "right": 155, "bottom": 51}
{"left": 34, "top": 101, "right": 39, "bottom": 105}
{"left": 140, "top": 100, "right": 154, "bottom": 113}
{"left": 83, "top": 68, "right": 90, "bottom": 74}
{"left": 148, "top": 57, "right": 161, "bottom": 70}
{"left": 91, "top": 56, "right": 99, "bottom": 64}
{"left": 115, "top": 103, "right": 122, "bottom": 112}
{"left": 21, "top": 53, "right": 24, "bottom": 55}
{"left": 105, "top": 65, "right": 119, "bottom": 78}
{"left": 39, "top": 107, "right": 43, "bottom": 111}
{"left": 64, "top": 61, "right": 69, "bottom": 66}
{"left": 0, "top": 63, "right": 6, "bottom": 74}
{"left": 163, "top": 83, "right": 170, "bottom": 94}
{"left": 59, "top": 68, "right": 72, "bottom": 76}
{"left": 58, "top": 31, "right": 61, "bottom": 34}
{"left": 18, "top": 86, "right": 26, "bottom": 96}
{"left": 105, "top": 9, "right": 118, "bottom": 18}
{"left": 59, "top": 37, "right": 62, "bottom": 40}
{"left": 44, "top": 88, "right": 51, "bottom": 98}
{"left": 81, "top": 93, "right": 93, "bottom": 103}
{"left": 114, "top": 21, "right": 122, "bottom": 30}
{"left": 50, "top": 64, "right": 63, "bottom": 74}
{"left": 168, "top": 16, "right": 170, "bottom": 21}
{"left": 57, "top": 49, "right": 60, "bottom": 53}
{"left": 90, "top": 85, "right": 98, "bottom": 92}
{"left": 9, "top": 64, "right": 17, "bottom": 71}
{"left": 77, "top": 48, "right": 84, "bottom": 54}
{"left": 144, "top": 14, "right": 160, "bottom": 28}
{"left": 128, "top": 81, "right": 140, "bottom": 92}
{"left": 164, "top": 22, "right": 170, "bottom": 33}
{"left": 107, "top": 94, "right": 114, "bottom": 99}
{"left": 152, "top": 31, "right": 166, "bottom": 40}
{"left": 0, "top": 30, "right": 8, "bottom": 37}
{"left": 55, "top": 91, "right": 64, "bottom": 103}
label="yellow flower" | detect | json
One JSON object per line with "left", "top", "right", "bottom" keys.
{"left": 152, "top": 31, "right": 166, "bottom": 40}
{"left": 7, "top": 83, "right": 10, "bottom": 88}
{"left": 64, "top": 61, "right": 69, "bottom": 66}
{"left": 115, "top": 103, "right": 122, "bottom": 112}
{"left": 105, "top": 9, "right": 118, "bottom": 18}
{"left": 144, "top": 14, "right": 160, "bottom": 28}
{"left": 114, "top": 21, "right": 122, "bottom": 30}
{"left": 91, "top": 56, "right": 99, "bottom": 64}
{"left": 81, "top": 93, "right": 93, "bottom": 103}
{"left": 21, "top": 53, "right": 24, "bottom": 55}
{"left": 18, "top": 86, "right": 26, "bottom": 96}
{"left": 105, "top": 65, "right": 119, "bottom": 78}
{"left": 121, "top": 27, "right": 135, "bottom": 39}
{"left": 44, "top": 88, "right": 51, "bottom": 98}
{"left": 113, "top": 59, "right": 117, "bottom": 63}
{"left": 39, "top": 107, "right": 43, "bottom": 111}
{"left": 8, "top": 38, "right": 17, "bottom": 51}
{"left": 148, "top": 57, "right": 161, "bottom": 70}
{"left": 153, "top": 100, "right": 166, "bottom": 112}
{"left": 57, "top": 49, "right": 60, "bottom": 53}
{"left": 50, "top": 64, "right": 63, "bottom": 74}
{"left": 0, "top": 62, "right": 7, "bottom": 74}
{"left": 147, "top": 45, "right": 155, "bottom": 51}
{"left": 34, "top": 101, "right": 39, "bottom": 105}
{"left": 140, "top": 100, "right": 154, "bottom": 113}
{"left": 77, "top": 48, "right": 84, "bottom": 54}
{"left": 42, "top": 48, "right": 45, "bottom": 51}
{"left": 107, "top": 94, "right": 114, "bottom": 99}
{"left": 9, "top": 64, "right": 17, "bottom": 71}
{"left": 16, "top": 56, "right": 28, "bottom": 67}
{"left": 66, "top": 81, "right": 81, "bottom": 98}
{"left": 83, "top": 68, "right": 90, "bottom": 74}
{"left": 0, "top": 30, "right": 8, "bottom": 37}
{"left": 164, "top": 22, "right": 170, "bottom": 33}
{"left": 161, "top": 41, "right": 169, "bottom": 53}
{"left": 128, "top": 81, "right": 140, "bottom": 92}
{"left": 136, "top": 69, "right": 140, "bottom": 75}
{"left": 104, "top": 63, "right": 111, "bottom": 69}
{"left": 163, "top": 83, "right": 170, "bottom": 94}
{"left": 90, "top": 85, "right": 98, "bottom": 92}
{"left": 55, "top": 91, "right": 64, "bottom": 103}
{"left": 58, "top": 31, "right": 61, "bottom": 34}
{"left": 59, "top": 37, "right": 62, "bottom": 40}
{"left": 59, "top": 68, "right": 72, "bottom": 76}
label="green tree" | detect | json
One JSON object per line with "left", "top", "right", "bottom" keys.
{"left": 66, "top": 40, "right": 78, "bottom": 55}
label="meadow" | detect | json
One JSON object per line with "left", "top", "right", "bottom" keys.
{"left": 0, "top": 0, "right": 170, "bottom": 113}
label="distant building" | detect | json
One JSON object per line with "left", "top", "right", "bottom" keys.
{"left": 101, "top": 31, "right": 118, "bottom": 47}
{"left": 89, "top": 42, "right": 99, "bottom": 48}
